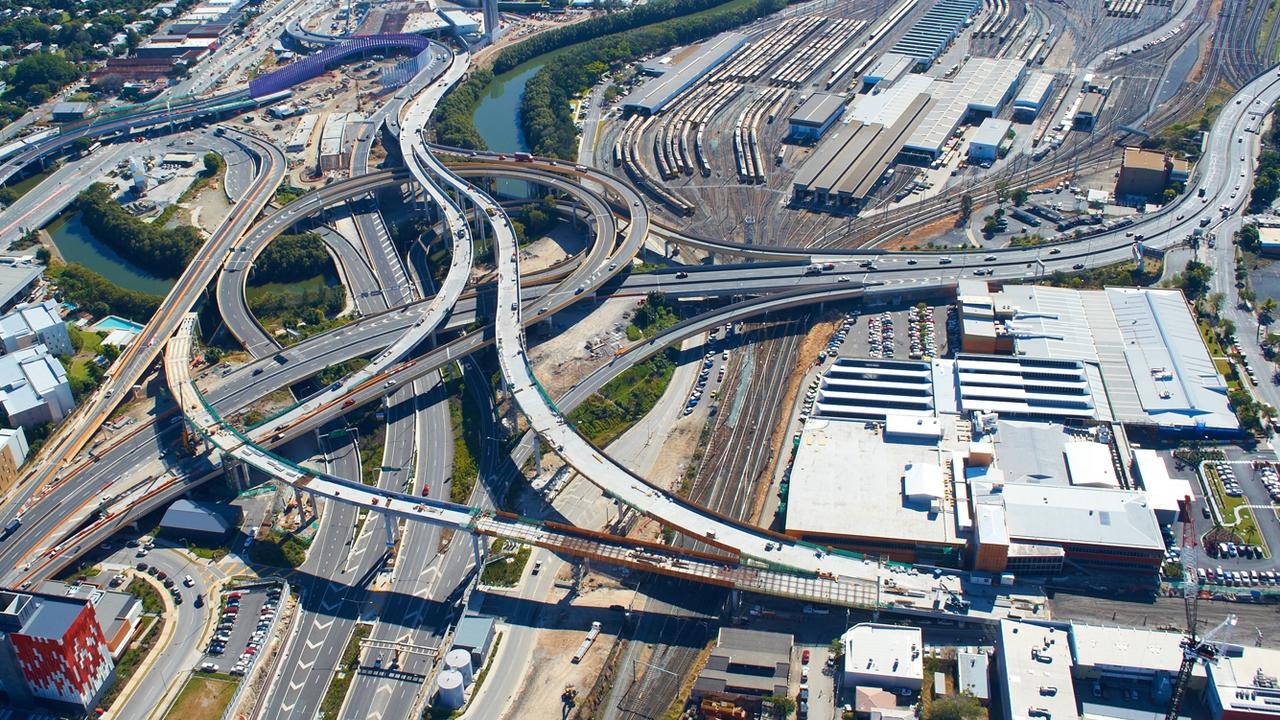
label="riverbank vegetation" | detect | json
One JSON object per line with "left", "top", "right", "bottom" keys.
{"left": 75, "top": 183, "right": 201, "bottom": 276}
{"left": 521, "top": 0, "right": 786, "bottom": 158}
{"left": 47, "top": 261, "right": 162, "bottom": 319}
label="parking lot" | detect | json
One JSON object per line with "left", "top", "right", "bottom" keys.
{"left": 814, "top": 302, "right": 954, "bottom": 366}
{"left": 199, "top": 584, "right": 281, "bottom": 677}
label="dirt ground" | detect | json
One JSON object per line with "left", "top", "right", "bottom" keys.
{"left": 521, "top": 228, "right": 585, "bottom": 274}
{"left": 504, "top": 581, "right": 631, "bottom": 718}
{"left": 881, "top": 212, "right": 964, "bottom": 250}
{"left": 529, "top": 296, "right": 641, "bottom": 397}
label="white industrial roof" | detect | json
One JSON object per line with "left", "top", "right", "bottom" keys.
{"left": 790, "top": 92, "right": 846, "bottom": 127}
{"left": 1106, "top": 287, "right": 1237, "bottom": 432}
{"left": 620, "top": 33, "right": 746, "bottom": 113}
{"left": 846, "top": 74, "right": 934, "bottom": 126}
{"left": 1207, "top": 645, "right": 1280, "bottom": 717}
{"left": 1069, "top": 624, "right": 1189, "bottom": 675}
{"left": 999, "top": 621, "right": 1078, "bottom": 720}
{"left": 903, "top": 58, "right": 1024, "bottom": 156}
{"left": 1015, "top": 72, "right": 1055, "bottom": 108}
{"left": 1131, "top": 448, "right": 1193, "bottom": 518}
{"left": 864, "top": 52, "right": 915, "bottom": 84}
{"left": 903, "top": 462, "right": 945, "bottom": 502}
{"left": 957, "top": 651, "right": 990, "bottom": 700}
{"left": 970, "top": 117, "right": 1011, "bottom": 149}
{"left": 1062, "top": 441, "right": 1119, "bottom": 489}
{"left": 842, "top": 624, "right": 923, "bottom": 686}
{"left": 974, "top": 503, "right": 1010, "bottom": 547}
{"left": 980, "top": 483, "right": 1164, "bottom": 552}
{"left": 785, "top": 418, "right": 961, "bottom": 547}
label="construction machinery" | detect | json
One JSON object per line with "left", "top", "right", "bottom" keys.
{"left": 1166, "top": 495, "right": 1238, "bottom": 720}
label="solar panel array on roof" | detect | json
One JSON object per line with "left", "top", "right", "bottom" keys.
{"left": 890, "top": 0, "right": 982, "bottom": 67}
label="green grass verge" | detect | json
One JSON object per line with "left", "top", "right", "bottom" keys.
{"left": 318, "top": 624, "right": 371, "bottom": 719}
{"left": 127, "top": 577, "right": 166, "bottom": 615}
{"left": 567, "top": 349, "right": 676, "bottom": 447}
{"left": 480, "top": 538, "right": 532, "bottom": 587}
{"left": 248, "top": 529, "right": 307, "bottom": 569}
{"left": 1206, "top": 464, "right": 1264, "bottom": 546}
{"left": 445, "top": 369, "right": 485, "bottom": 504}
{"left": 160, "top": 673, "right": 238, "bottom": 720}
{"left": 99, "top": 616, "right": 163, "bottom": 712}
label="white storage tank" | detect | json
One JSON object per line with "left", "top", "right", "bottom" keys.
{"left": 436, "top": 669, "right": 465, "bottom": 708}
{"left": 445, "top": 647, "right": 474, "bottom": 684}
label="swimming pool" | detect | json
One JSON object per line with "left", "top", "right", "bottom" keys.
{"left": 91, "top": 315, "right": 145, "bottom": 333}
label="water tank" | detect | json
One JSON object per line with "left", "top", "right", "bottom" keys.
{"left": 436, "top": 669, "right": 465, "bottom": 709}
{"left": 445, "top": 648, "right": 474, "bottom": 684}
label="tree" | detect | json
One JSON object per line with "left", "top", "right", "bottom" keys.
{"left": 764, "top": 695, "right": 796, "bottom": 719}
{"left": 959, "top": 192, "right": 973, "bottom": 220}
{"left": 1208, "top": 292, "right": 1225, "bottom": 318}
{"left": 1220, "top": 318, "right": 1236, "bottom": 341}
{"left": 92, "top": 73, "right": 124, "bottom": 95}
{"left": 1238, "top": 224, "right": 1261, "bottom": 253}
{"left": 1261, "top": 298, "right": 1277, "bottom": 324}
{"left": 1177, "top": 260, "right": 1214, "bottom": 300}
{"left": 1011, "top": 187, "right": 1029, "bottom": 206}
{"left": 202, "top": 152, "right": 223, "bottom": 176}
{"left": 71, "top": 136, "right": 94, "bottom": 156}
{"left": 11, "top": 52, "right": 78, "bottom": 99}
{"left": 926, "top": 693, "right": 985, "bottom": 720}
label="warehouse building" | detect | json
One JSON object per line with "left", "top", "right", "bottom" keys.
{"left": 439, "top": 9, "right": 480, "bottom": 36}
{"left": 967, "top": 117, "right": 1011, "bottom": 163}
{"left": 286, "top": 113, "right": 319, "bottom": 153}
{"left": 787, "top": 92, "right": 846, "bottom": 143}
{"left": 1013, "top": 71, "right": 1055, "bottom": 120}
{"left": 953, "top": 355, "right": 1099, "bottom": 420}
{"left": 784, "top": 416, "right": 965, "bottom": 566}
{"left": 890, "top": 0, "right": 983, "bottom": 68}
{"left": 693, "top": 628, "right": 792, "bottom": 713}
{"left": 958, "top": 282, "right": 1238, "bottom": 435}
{"left": 1074, "top": 91, "right": 1106, "bottom": 130}
{"left": 158, "top": 498, "right": 237, "bottom": 543}
{"left": 840, "top": 624, "right": 923, "bottom": 692}
{"left": 620, "top": 33, "right": 747, "bottom": 114}
{"left": 862, "top": 52, "right": 915, "bottom": 88}
{"left": 791, "top": 92, "right": 933, "bottom": 210}
{"left": 1115, "top": 147, "right": 1190, "bottom": 203}
{"left": 901, "top": 58, "right": 1025, "bottom": 162}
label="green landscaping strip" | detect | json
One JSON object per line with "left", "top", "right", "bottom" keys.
{"left": 318, "top": 624, "right": 372, "bottom": 719}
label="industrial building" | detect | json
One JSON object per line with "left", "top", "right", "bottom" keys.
{"left": 967, "top": 117, "right": 1011, "bottom": 163}
{"left": 889, "top": 0, "right": 983, "bottom": 68}
{"left": 791, "top": 92, "right": 932, "bottom": 210}
{"left": 620, "top": 33, "right": 747, "bottom": 115}
{"left": 958, "top": 282, "right": 1238, "bottom": 434}
{"left": 862, "top": 52, "right": 915, "bottom": 88}
{"left": 439, "top": 9, "right": 480, "bottom": 36}
{"left": 1074, "top": 91, "right": 1106, "bottom": 130}
{"left": 1115, "top": 147, "right": 1191, "bottom": 203}
{"left": 693, "top": 628, "right": 792, "bottom": 712}
{"left": 812, "top": 357, "right": 937, "bottom": 420}
{"left": 0, "top": 300, "right": 70, "bottom": 357}
{"left": 50, "top": 102, "right": 93, "bottom": 122}
{"left": 0, "top": 589, "right": 115, "bottom": 714}
{"left": 840, "top": 624, "right": 923, "bottom": 691}
{"left": 787, "top": 92, "right": 846, "bottom": 143}
{"left": 1206, "top": 644, "right": 1280, "bottom": 720}
{"left": 953, "top": 354, "right": 1099, "bottom": 420}
{"left": 996, "top": 621, "right": 1077, "bottom": 720}
{"left": 0, "top": 344, "right": 73, "bottom": 428}
{"left": 451, "top": 615, "right": 496, "bottom": 667}
{"left": 901, "top": 57, "right": 1025, "bottom": 162}
{"left": 158, "top": 499, "right": 237, "bottom": 543}
{"left": 286, "top": 113, "right": 319, "bottom": 154}
{"left": 1013, "top": 72, "right": 1055, "bottom": 120}
{"left": 784, "top": 416, "right": 965, "bottom": 565}
{"left": 1131, "top": 448, "right": 1193, "bottom": 524}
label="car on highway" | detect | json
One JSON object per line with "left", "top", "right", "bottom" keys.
{"left": 1072, "top": 263, "right": 1085, "bottom": 270}
{"left": 675, "top": 271, "right": 689, "bottom": 279}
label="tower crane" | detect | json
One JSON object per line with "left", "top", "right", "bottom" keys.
{"left": 1166, "top": 495, "right": 1238, "bottom": 720}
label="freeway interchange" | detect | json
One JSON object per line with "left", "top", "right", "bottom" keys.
{"left": 0, "top": 12, "right": 1275, "bottom": 719}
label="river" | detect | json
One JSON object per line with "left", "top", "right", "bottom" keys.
{"left": 46, "top": 212, "right": 173, "bottom": 296}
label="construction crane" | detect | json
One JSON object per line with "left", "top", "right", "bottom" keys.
{"left": 1166, "top": 495, "right": 1238, "bottom": 720}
